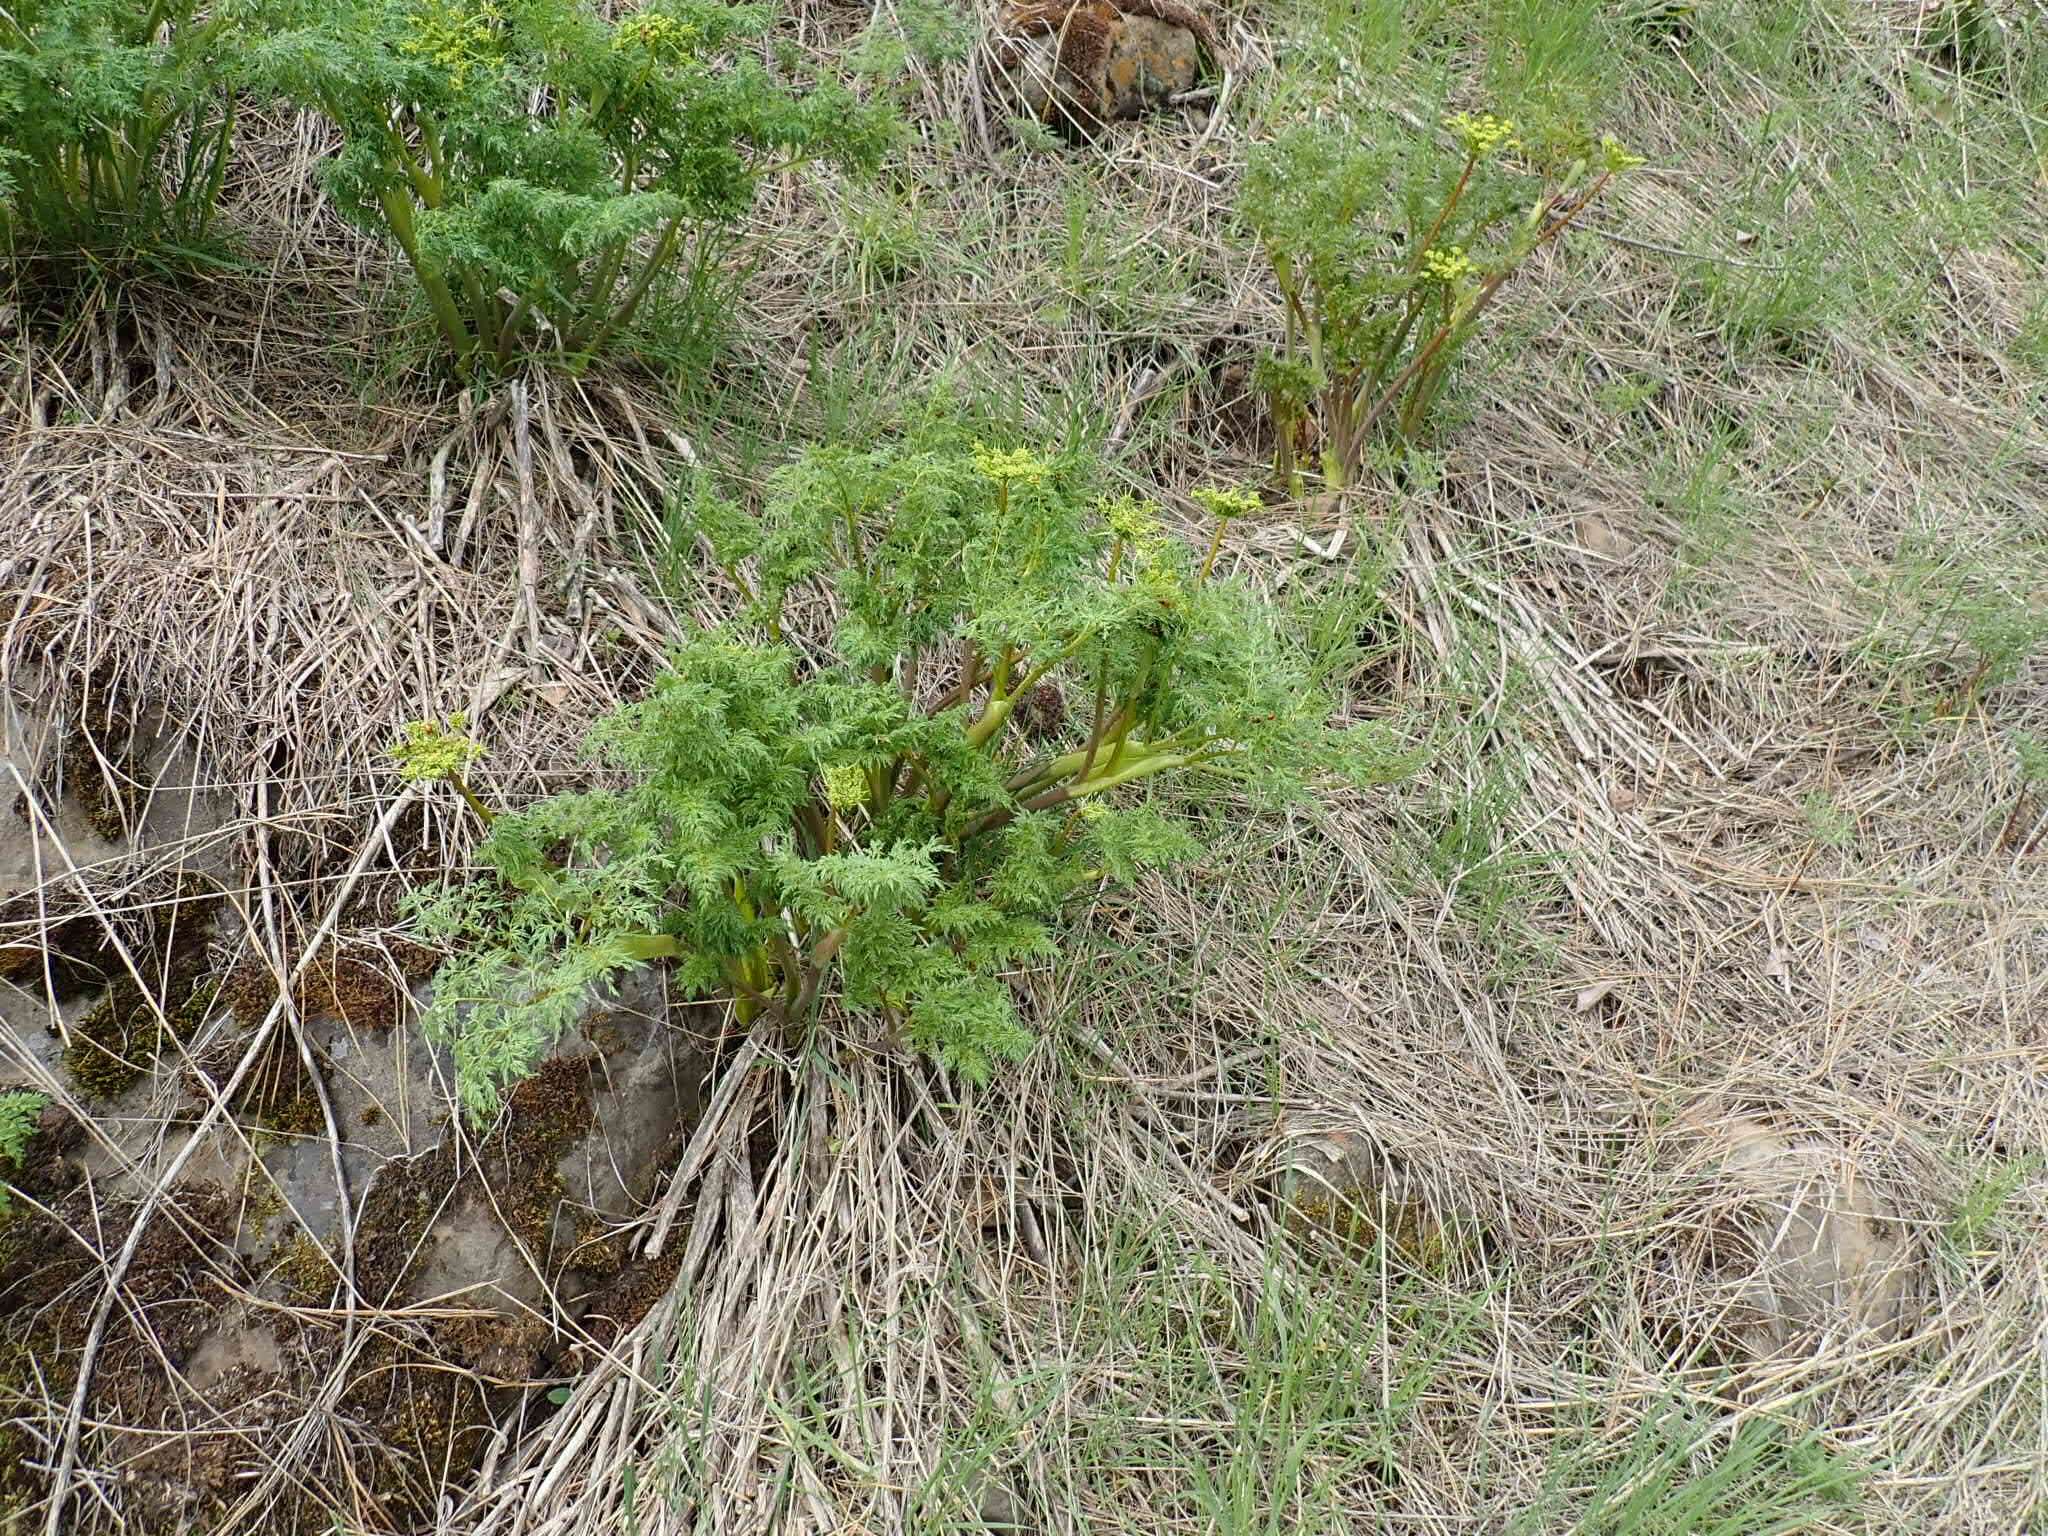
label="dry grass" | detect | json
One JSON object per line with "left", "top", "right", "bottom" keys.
{"left": 4, "top": 0, "right": 2047, "bottom": 1531}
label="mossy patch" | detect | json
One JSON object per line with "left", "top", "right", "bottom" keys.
{"left": 60, "top": 874, "right": 220, "bottom": 1100}
{"left": 269, "top": 1230, "right": 338, "bottom": 1306}
{"left": 342, "top": 1348, "right": 498, "bottom": 1528}
{"left": 57, "top": 676, "right": 150, "bottom": 844}
{"left": 225, "top": 1028, "right": 327, "bottom": 1136}
{"left": 488, "top": 1053, "right": 595, "bottom": 1251}
{"left": 0, "top": 1091, "right": 75, "bottom": 1231}
{"left": 2, "top": 670, "right": 151, "bottom": 844}
{"left": 0, "top": 1179, "right": 248, "bottom": 1504}
{"left": 220, "top": 933, "right": 438, "bottom": 1034}
{"left": 317, "top": 1055, "right": 604, "bottom": 1524}
{"left": 0, "top": 890, "right": 113, "bottom": 993}
{"left": 352, "top": 1149, "right": 451, "bottom": 1306}
{"left": 576, "top": 1237, "right": 687, "bottom": 1354}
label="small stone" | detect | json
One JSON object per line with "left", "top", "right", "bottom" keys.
{"left": 1670, "top": 1103, "right": 1918, "bottom": 1357}
{"left": 1273, "top": 1130, "right": 1475, "bottom": 1265}
{"left": 1575, "top": 512, "right": 1634, "bottom": 558}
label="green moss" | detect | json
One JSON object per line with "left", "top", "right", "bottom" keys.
{"left": 228, "top": 1029, "right": 328, "bottom": 1137}
{"left": 352, "top": 1153, "right": 449, "bottom": 1304}
{"left": 491, "top": 1054, "right": 594, "bottom": 1251}
{"left": 62, "top": 713, "right": 146, "bottom": 844}
{"left": 266, "top": 1094, "right": 325, "bottom": 1136}
{"left": 176, "top": 977, "right": 221, "bottom": 1028}
{"left": 568, "top": 1209, "right": 629, "bottom": 1278}
{"left": 60, "top": 875, "right": 219, "bottom": 1101}
{"left": 270, "top": 1231, "right": 337, "bottom": 1306}
{"left": 240, "top": 1172, "right": 285, "bottom": 1229}
{"left": 66, "top": 991, "right": 162, "bottom": 1096}
{"left": 0, "top": 891, "right": 111, "bottom": 992}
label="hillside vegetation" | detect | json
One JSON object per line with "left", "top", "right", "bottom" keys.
{"left": 2, "top": 0, "right": 2044, "bottom": 1532}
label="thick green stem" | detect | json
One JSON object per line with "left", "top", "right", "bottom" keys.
{"left": 1198, "top": 520, "right": 1228, "bottom": 586}
{"left": 963, "top": 644, "right": 1025, "bottom": 747}
{"left": 587, "top": 216, "right": 685, "bottom": 358}
{"left": 1077, "top": 653, "right": 1112, "bottom": 780}
{"left": 446, "top": 772, "right": 495, "bottom": 831}
{"left": 968, "top": 630, "right": 1095, "bottom": 751}
{"left": 387, "top": 128, "right": 443, "bottom": 208}
{"left": 458, "top": 269, "right": 500, "bottom": 361}
{"left": 965, "top": 739, "right": 1224, "bottom": 840}
{"left": 1007, "top": 745, "right": 1092, "bottom": 796}
{"left": 963, "top": 694, "right": 1014, "bottom": 750}
{"left": 493, "top": 294, "right": 532, "bottom": 371}
{"left": 377, "top": 185, "right": 474, "bottom": 360}
{"left": 1355, "top": 174, "right": 1612, "bottom": 447}
{"left": 796, "top": 802, "right": 831, "bottom": 858}
{"left": 767, "top": 932, "right": 802, "bottom": 1004}
{"left": 1354, "top": 289, "right": 1427, "bottom": 440}
{"left": 616, "top": 931, "right": 682, "bottom": 962}
{"left": 1102, "top": 643, "right": 1156, "bottom": 776}
{"left": 566, "top": 238, "right": 629, "bottom": 352}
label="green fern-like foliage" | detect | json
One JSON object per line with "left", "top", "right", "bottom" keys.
{"left": 251, "top": 0, "right": 894, "bottom": 372}
{"left": 0, "top": 1090, "right": 46, "bottom": 1212}
{"left": 409, "top": 409, "right": 1409, "bottom": 1120}
{"left": 0, "top": 0, "right": 247, "bottom": 254}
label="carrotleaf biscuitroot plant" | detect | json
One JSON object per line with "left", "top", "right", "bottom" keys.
{"left": 253, "top": 0, "right": 894, "bottom": 374}
{"left": 1241, "top": 112, "right": 1643, "bottom": 494}
{"left": 0, "top": 0, "right": 246, "bottom": 254}
{"left": 397, "top": 422, "right": 1407, "bottom": 1121}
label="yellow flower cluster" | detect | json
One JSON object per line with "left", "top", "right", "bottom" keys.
{"left": 1599, "top": 134, "right": 1646, "bottom": 173}
{"left": 970, "top": 442, "right": 1051, "bottom": 486}
{"left": 1134, "top": 552, "right": 1188, "bottom": 609}
{"left": 1101, "top": 493, "right": 1161, "bottom": 544}
{"left": 1420, "top": 245, "right": 1476, "bottom": 284}
{"left": 391, "top": 713, "right": 485, "bottom": 784}
{"left": 821, "top": 762, "right": 868, "bottom": 812}
{"left": 612, "top": 10, "right": 694, "bottom": 57}
{"left": 1443, "top": 111, "right": 1518, "bottom": 159}
{"left": 400, "top": 0, "right": 507, "bottom": 91}
{"left": 1191, "top": 485, "right": 1262, "bottom": 522}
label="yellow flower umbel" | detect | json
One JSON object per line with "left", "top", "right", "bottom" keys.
{"left": 970, "top": 443, "right": 1051, "bottom": 488}
{"left": 1102, "top": 493, "right": 1160, "bottom": 545}
{"left": 1100, "top": 494, "right": 1166, "bottom": 581}
{"left": 1443, "top": 111, "right": 1518, "bottom": 160}
{"left": 821, "top": 762, "right": 868, "bottom": 813}
{"left": 1599, "top": 134, "right": 1647, "bottom": 174}
{"left": 391, "top": 713, "right": 494, "bottom": 827}
{"left": 399, "top": 0, "right": 507, "bottom": 91}
{"left": 1191, "top": 485, "right": 1262, "bottom": 522}
{"left": 612, "top": 9, "right": 698, "bottom": 61}
{"left": 1420, "top": 244, "right": 1476, "bottom": 285}
{"left": 1193, "top": 485, "right": 1261, "bottom": 583}
{"left": 391, "top": 712, "right": 485, "bottom": 784}
{"left": 973, "top": 442, "right": 1051, "bottom": 521}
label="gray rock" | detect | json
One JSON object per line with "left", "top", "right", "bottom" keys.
{"left": 1670, "top": 1103, "right": 1918, "bottom": 1356}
